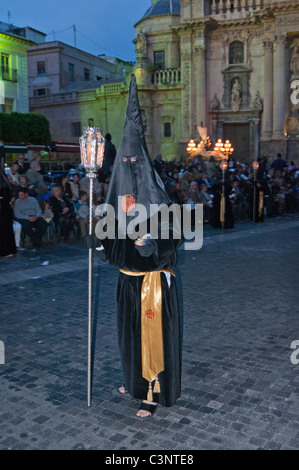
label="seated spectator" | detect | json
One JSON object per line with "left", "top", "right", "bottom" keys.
{"left": 14, "top": 153, "right": 30, "bottom": 174}
{"left": 198, "top": 172, "right": 213, "bottom": 191}
{"left": 25, "top": 161, "right": 48, "bottom": 198}
{"left": 79, "top": 172, "right": 103, "bottom": 200}
{"left": 17, "top": 174, "right": 38, "bottom": 198}
{"left": 32, "top": 153, "right": 45, "bottom": 175}
{"left": 69, "top": 173, "right": 81, "bottom": 202}
{"left": 13, "top": 187, "right": 48, "bottom": 249}
{"left": 199, "top": 183, "right": 213, "bottom": 223}
{"left": 170, "top": 181, "right": 186, "bottom": 207}
{"left": 8, "top": 163, "right": 20, "bottom": 186}
{"left": 75, "top": 191, "right": 89, "bottom": 238}
{"left": 57, "top": 174, "right": 72, "bottom": 200}
{"left": 12, "top": 220, "right": 24, "bottom": 251}
{"left": 41, "top": 200, "right": 56, "bottom": 239}
{"left": 49, "top": 186, "right": 77, "bottom": 242}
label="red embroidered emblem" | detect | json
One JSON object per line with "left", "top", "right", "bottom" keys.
{"left": 145, "top": 309, "right": 154, "bottom": 319}
{"left": 121, "top": 194, "right": 135, "bottom": 213}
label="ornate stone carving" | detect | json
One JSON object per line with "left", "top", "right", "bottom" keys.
{"left": 274, "top": 33, "right": 287, "bottom": 47}
{"left": 210, "top": 93, "right": 220, "bottom": 111}
{"left": 134, "top": 29, "right": 147, "bottom": 57}
{"left": 253, "top": 91, "right": 263, "bottom": 111}
{"left": 263, "top": 39, "right": 273, "bottom": 52}
{"left": 231, "top": 78, "right": 242, "bottom": 112}
{"left": 181, "top": 49, "right": 192, "bottom": 62}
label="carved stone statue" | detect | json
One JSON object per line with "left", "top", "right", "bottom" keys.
{"left": 135, "top": 29, "right": 147, "bottom": 57}
{"left": 290, "top": 45, "right": 299, "bottom": 79}
{"left": 210, "top": 93, "right": 220, "bottom": 111}
{"left": 231, "top": 78, "right": 242, "bottom": 112}
{"left": 253, "top": 90, "right": 263, "bottom": 110}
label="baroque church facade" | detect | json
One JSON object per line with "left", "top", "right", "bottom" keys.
{"left": 135, "top": 0, "right": 299, "bottom": 162}
{"left": 29, "top": 0, "right": 299, "bottom": 163}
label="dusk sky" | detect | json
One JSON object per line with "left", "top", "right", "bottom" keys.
{"left": 0, "top": 0, "right": 149, "bottom": 62}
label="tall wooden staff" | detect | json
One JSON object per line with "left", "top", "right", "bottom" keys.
{"left": 79, "top": 127, "right": 105, "bottom": 406}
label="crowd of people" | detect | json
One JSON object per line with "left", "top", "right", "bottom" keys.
{"left": 0, "top": 144, "right": 298, "bottom": 258}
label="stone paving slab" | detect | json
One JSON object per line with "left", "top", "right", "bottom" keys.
{"left": 0, "top": 217, "right": 298, "bottom": 450}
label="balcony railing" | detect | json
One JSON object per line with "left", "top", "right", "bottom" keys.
{"left": 1, "top": 66, "right": 18, "bottom": 82}
{"left": 151, "top": 68, "right": 181, "bottom": 86}
{"left": 210, "top": 0, "right": 264, "bottom": 17}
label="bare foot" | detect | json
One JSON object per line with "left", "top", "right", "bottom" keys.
{"left": 136, "top": 400, "right": 157, "bottom": 418}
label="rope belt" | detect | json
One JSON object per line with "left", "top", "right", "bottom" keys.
{"left": 120, "top": 268, "right": 175, "bottom": 402}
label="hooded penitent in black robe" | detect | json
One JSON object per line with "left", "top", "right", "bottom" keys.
{"left": 95, "top": 75, "right": 183, "bottom": 407}
{"left": 211, "top": 174, "right": 234, "bottom": 229}
{"left": 248, "top": 157, "right": 268, "bottom": 223}
{"left": 0, "top": 168, "right": 17, "bottom": 257}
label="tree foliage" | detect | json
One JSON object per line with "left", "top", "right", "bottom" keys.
{"left": 0, "top": 112, "right": 51, "bottom": 144}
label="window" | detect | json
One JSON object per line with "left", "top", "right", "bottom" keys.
{"left": 164, "top": 122, "right": 171, "bottom": 138}
{"left": 71, "top": 122, "right": 81, "bottom": 137}
{"left": 37, "top": 61, "right": 45, "bottom": 75}
{"left": 84, "top": 68, "right": 90, "bottom": 81}
{"left": 69, "top": 63, "right": 75, "bottom": 83}
{"left": 1, "top": 53, "right": 10, "bottom": 80}
{"left": 229, "top": 41, "right": 244, "bottom": 64}
{"left": 154, "top": 51, "right": 165, "bottom": 70}
{"left": 34, "top": 88, "right": 47, "bottom": 96}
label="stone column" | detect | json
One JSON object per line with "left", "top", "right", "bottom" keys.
{"left": 180, "top": 31, "right": 193, "bottom": 141}
{"left": 272, "top": 33, "right": 287, "bottom": 140}
{"left": 194, "top": 45, "right": 206, "bottom": 128}
{"left": 261, "top": 39, "right": 273, "bottom": 139}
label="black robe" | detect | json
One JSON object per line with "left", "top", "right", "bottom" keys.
{"left": 0, "top": 170, "right": 16, "bottom": 257}
{"left": 95, "top": 74, "right": 183, "bottom": 407}
{"left": 211, "top": 179, "right": 234, "bottom": 229}
{"left": 100, "top": 230, "right": 182, "bottom": 407}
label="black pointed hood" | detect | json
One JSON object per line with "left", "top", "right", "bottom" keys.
{"left": 103, "top": 74, "right": 171, "bottom": 226}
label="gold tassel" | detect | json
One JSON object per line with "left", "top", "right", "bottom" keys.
{"left": 147, "top": 382, "right": 153, "bottom": 402}
{"left": 153, "top": 376, "right": 160, "bottom": 394}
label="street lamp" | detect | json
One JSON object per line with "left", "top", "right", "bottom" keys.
{"left": 252, "top": 160, "right": 259, "bottom": 224}
{"left": 214, "top": 139, "right": 224, "bottom": 158}
{"left": 220, "top": 159, "right": 228, "bottom": 230}
{"left": 79, "top": 126, "right": 105, "bottom": 407}
{"left": 187, "top": 139, "right": 197, "bottom": 155}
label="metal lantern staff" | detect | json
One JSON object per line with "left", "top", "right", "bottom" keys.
{"left": 220, "top": 159, "right": 228, "bottom": 230}
{"left": 79, "top": 126, "right": 105, "bottom": 406}
{"left": 252, "top": 160, "right": 260, "bottom": 224}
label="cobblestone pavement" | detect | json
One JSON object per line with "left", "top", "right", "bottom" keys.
{"left": 0, "top": 215, "right": 298, "bottom": 450}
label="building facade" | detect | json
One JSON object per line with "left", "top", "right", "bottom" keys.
{"left": 28, "top": 41, "right": 134, "bottom": 154}
{"left": 134, "top": 0, "right": 299, "bottom": 162}
{"left": 0, "top": 22, "right": 44, "bottom": 114}
{"left": 28, "top": 0, "right": 299, "bottom": 163}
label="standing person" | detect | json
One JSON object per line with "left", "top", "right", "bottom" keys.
{"left": 102, "top": 133, "right": 116, "bottom": 171}
{"left": 69, "top": 173, "right": 81, "bottom": 202}
{"left": 0, "top": 167, "right": 17, "bottom": 257}
{"left": 92, "top": 75, "right": 183, "bottom": 418}
{"left": 14, "top": 153, "right": 30, "bottom": 174}
{"left": 13, "top": 187, "right": 47, "bottom": 249}
{"left": 0, "top": 140, "right": 5, "bottom": 169}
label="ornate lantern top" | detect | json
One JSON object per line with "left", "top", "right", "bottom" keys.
{"left": 79, "top": 126, "right": 105, "bottom": 174}
{"left": 252, "top": 161, "right": 260, "bottom": 171}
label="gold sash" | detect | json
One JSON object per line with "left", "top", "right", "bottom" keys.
{"left": 220, "top": 193, "right": 225, "bottom": 223}
{"left": 120, "top": 268, "right": 175, "bottom": 401}
{"left": 258, "top": 191, "right": 264, "bottom": 217}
